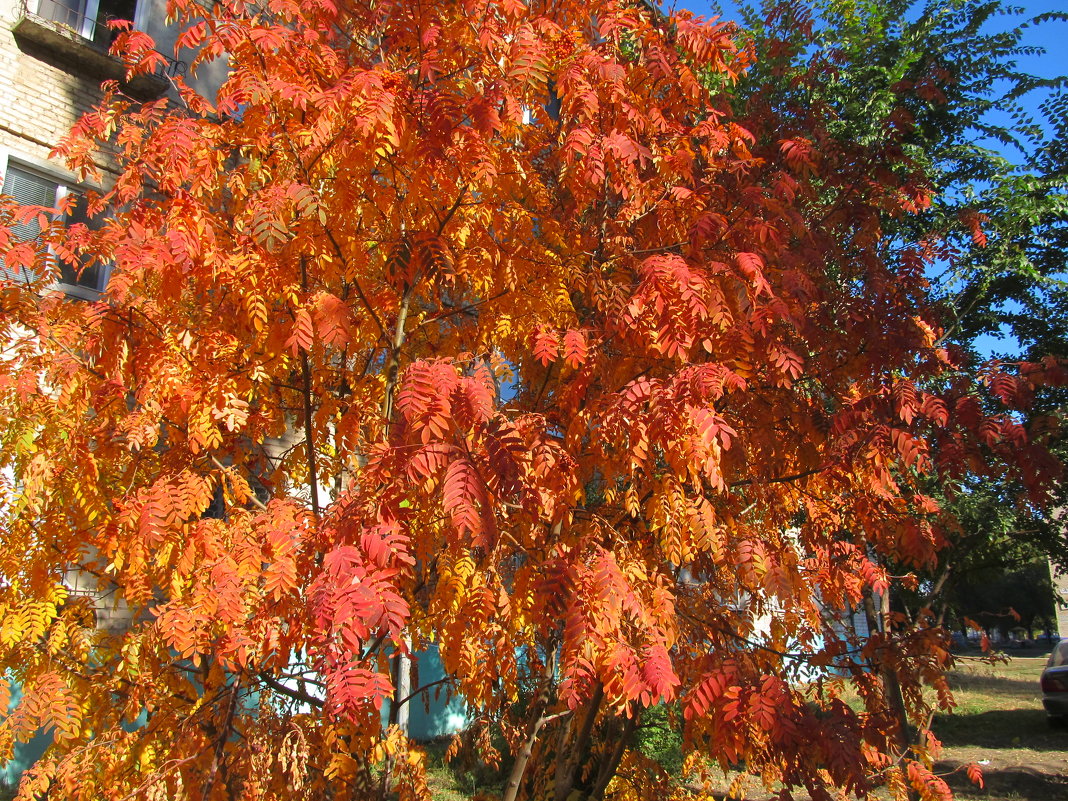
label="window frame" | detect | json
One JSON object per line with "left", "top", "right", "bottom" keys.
{"left": 29, "top": 0, "right": 102, "bottom": 40}
{"left": 0, "top": 150, "right": 110, "bottom": 300}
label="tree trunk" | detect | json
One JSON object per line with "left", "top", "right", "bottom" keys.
{"left": 553, "top": 683, "right": 604, "bottom": 801}
{"left": 502, "top": 647, "right": 561, "bottom": 801}
{"left": 388, "top": 641, "right": 412, "bottom": 733}
{"left": 863, "top": 587, "right": 919, "bottom": 801}
{"left": 588, "top": 711, "right": 637, "bottom": 801}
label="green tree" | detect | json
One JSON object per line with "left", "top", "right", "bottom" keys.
{"left": 720, "top": 0, "right": 1067, "bottom": 338}
{"left": 949, "top": 561, "right": 1058, "bottom": 639}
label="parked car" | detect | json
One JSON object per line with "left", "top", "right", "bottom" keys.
{"left": 1040, "top": 640, "right": 1068, "bottom": 725}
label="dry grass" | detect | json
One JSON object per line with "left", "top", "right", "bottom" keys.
{"left": 927, "top": 650, "right": 1068, "bottom": 800}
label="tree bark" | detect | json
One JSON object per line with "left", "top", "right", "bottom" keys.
{"left": 588, "top": 711, "right": 637, "bottom": 801}
{"left": 387, "top": 640, "right": 412, "bottom": 732}
{"left": 297, "top": 255, "right": 320, "bottom": 522}
{"left": 503, "top": 647, "right": 561, "bottom": 801}
{"left": 554, "top": 683, "right": 604, "bottom": 801}
{"left": 200, "top": 676, "right": 240, "bottom": 801}
{"left": 863, "top": 587, "right": 919, "bottom": 801}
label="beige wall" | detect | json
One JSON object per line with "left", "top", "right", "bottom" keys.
{"left": 1050, "top": 560, "right": 1068, "bottom": 639}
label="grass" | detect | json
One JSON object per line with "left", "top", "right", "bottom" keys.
{"left": 424, "top": 738, "right": 509, "bottom": 801}
{"left": 926, "top": 650, "right": 1068, "bottom": 800}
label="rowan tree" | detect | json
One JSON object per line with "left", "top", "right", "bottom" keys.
{"left": 0, "top": 0, "right": 1061, "bottom": 800}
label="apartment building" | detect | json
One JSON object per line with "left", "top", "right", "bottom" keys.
{"left": 0, "top": 0, "right": 224, "bottom": 295}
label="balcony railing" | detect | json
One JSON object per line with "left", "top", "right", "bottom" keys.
{"left": 23, "top": 0, "right": 109, "bottom": 46}
{"left": 13, "top": 0, "right": 186, "bottom": 98}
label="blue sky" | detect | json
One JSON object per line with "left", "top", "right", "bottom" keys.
{"left": 999, "top": 1, "right": 1067, "bottom": 107}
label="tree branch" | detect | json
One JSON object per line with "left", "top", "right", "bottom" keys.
{"left": 258, "top": 671, "right": 324, "bottom": 708}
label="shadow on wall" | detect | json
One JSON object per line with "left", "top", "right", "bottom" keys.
{"left": 139, "top": 0, "right": 228, "bottom": 102}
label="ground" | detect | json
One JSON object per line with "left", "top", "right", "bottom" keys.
{"left": 932, "top": 649, "right": 1068, "bottom": 800}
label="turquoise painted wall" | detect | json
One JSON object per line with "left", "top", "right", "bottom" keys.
{"left": 1, "top": 683, "right": 51, "bottom": 791}
{"left": 386, "top": 645, "right": 469, "bottom": 740}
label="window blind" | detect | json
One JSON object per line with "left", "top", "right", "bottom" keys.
{"left": 2, "top": 163, "right": 105, "bottom": 292}
{"left": 2, "top": 165, "right": 58, "bottom": 242}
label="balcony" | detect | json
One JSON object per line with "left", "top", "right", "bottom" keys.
{"left": 12, "top": 0, "right": 185, "bottom": 98}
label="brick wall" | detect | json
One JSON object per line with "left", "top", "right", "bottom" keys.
{"left": 0, "top": 0, "right": 105, "bottom": 172}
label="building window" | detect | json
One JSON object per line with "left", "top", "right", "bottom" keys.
{"left": 15, "top": 0, "right": 182, "bottom": 97}
{"left": 2, "top": 161, "right": 107, "bottom": 297}
{"left": 29, "top": 0, "right": 137, "bottom": 47}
